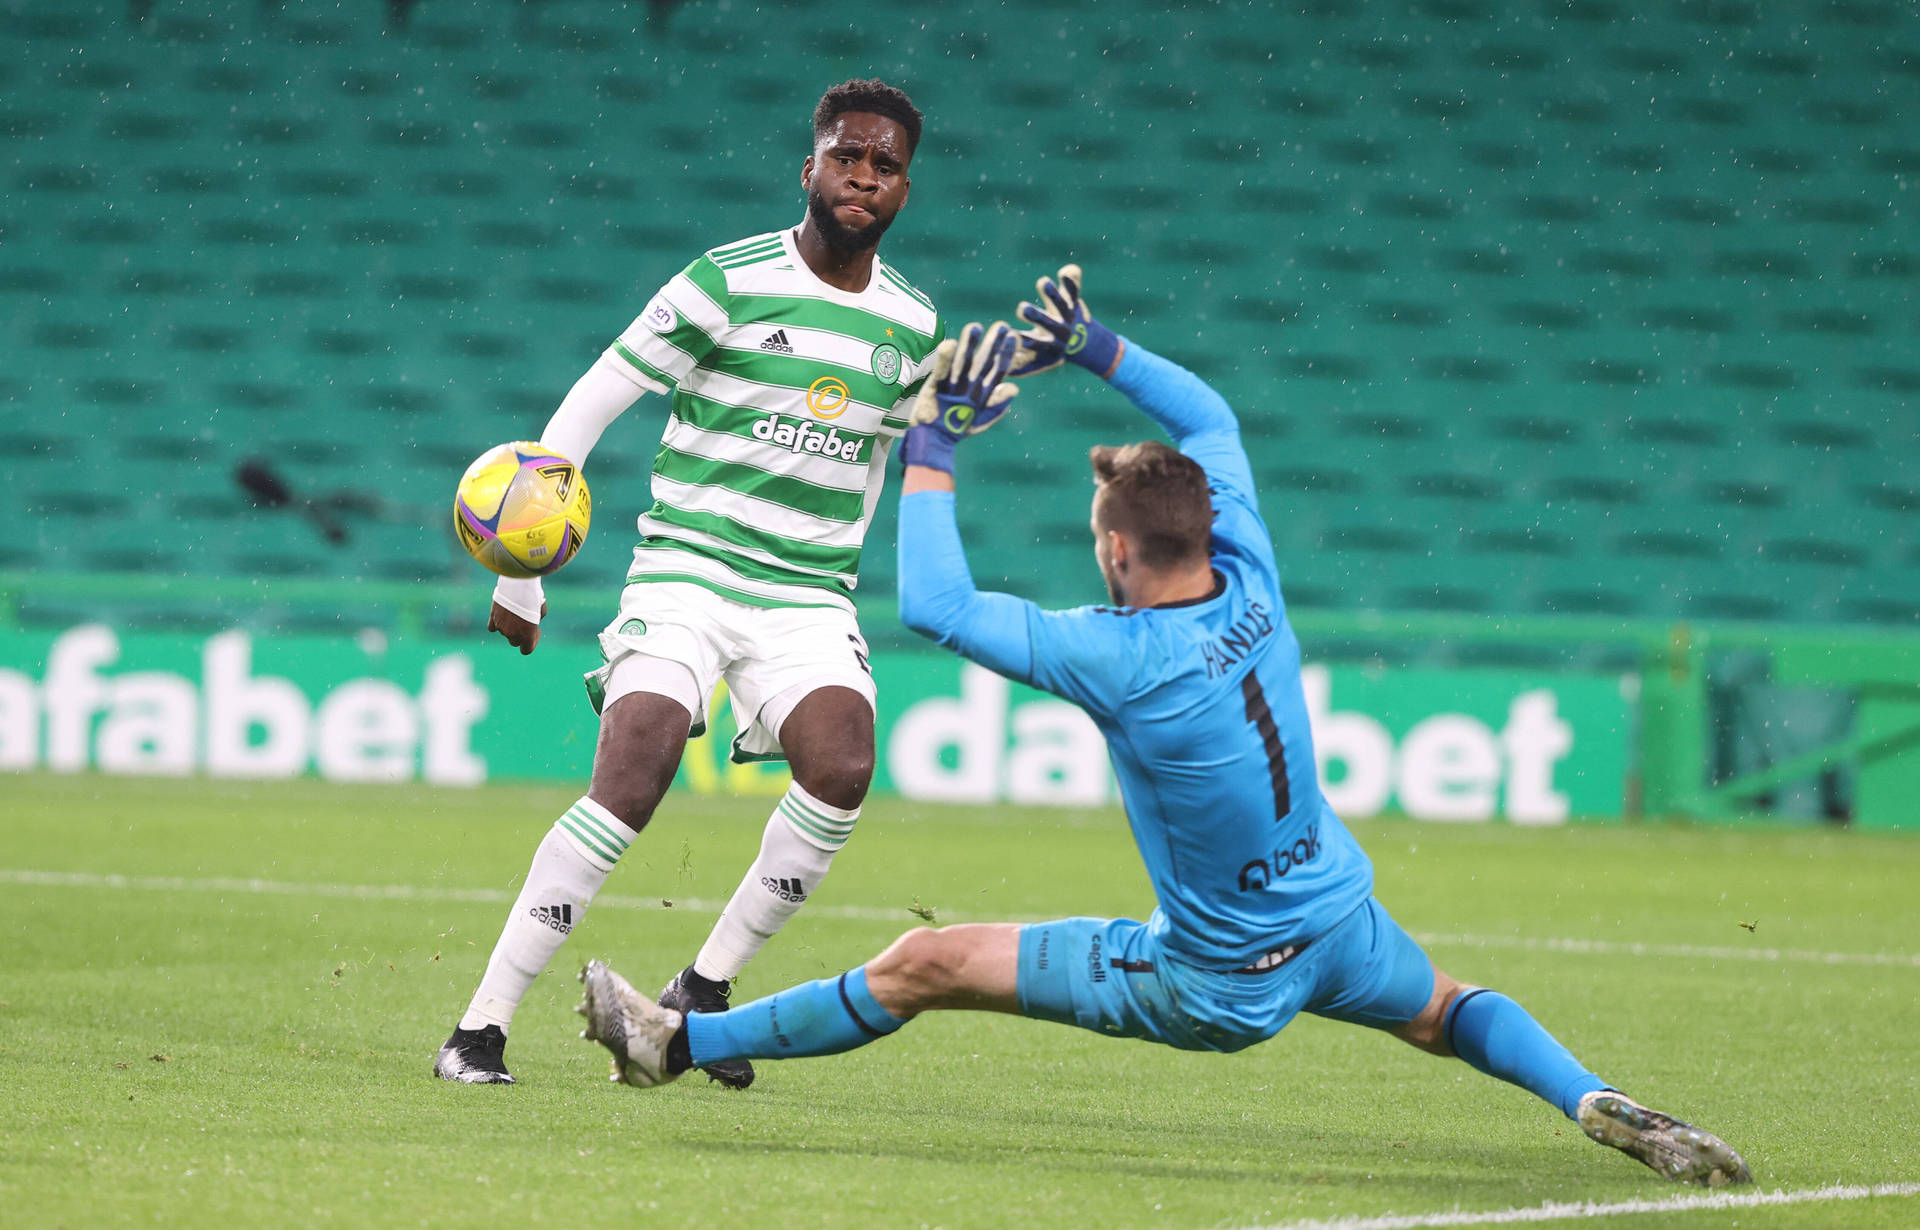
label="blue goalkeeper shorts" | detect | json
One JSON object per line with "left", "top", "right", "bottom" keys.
{"left": 1015, "top": 897, "right": 1435, "bottom": 1053}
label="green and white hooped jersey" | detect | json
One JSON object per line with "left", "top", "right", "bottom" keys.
{"left": 606, "top": 228, "right": 944, "bottom": 611}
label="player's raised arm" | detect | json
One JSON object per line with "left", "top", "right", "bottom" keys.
{"left": 1014, "top": 265, "right": 1256, "bottom": 506}
{"left": 897, "top": 323, "right": 1139, "bottom": 714}
{"left": 487, "top": 256, "right": 723, "bottom": 652}
{"left": 896, "top": 322, "right": 1032, "bottom": 674}
{"left": 487, "top": 355, "right": 650, "bottom": 653}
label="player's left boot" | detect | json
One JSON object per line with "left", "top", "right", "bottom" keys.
{"left": 1577, "top": 1090, "right": 1752, "bottom": 1186}
{"left": 658, "top": 965, "right": 755, "bottom": 1090}
{"left": 576, "top": 960, "right": 684, "bottom": 1088}
{"left": 434, "top": 1024, "right": 515, "bottom": 1084}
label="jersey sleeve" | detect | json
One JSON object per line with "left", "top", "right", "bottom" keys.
{"left": 898, "top": 488, "right": 1137, "bottom": 716}
{"left": 1107, "top": 341, "right": 1276, "bottom": 573}
{"left": 1199, "top": 448, "right": 1277, "bottom": 575}
{"left": 605, "top": 254, "right": 729, "bottom": 395}
{"left": 1020, "top": 604, "right": 1141, "bottom": 715}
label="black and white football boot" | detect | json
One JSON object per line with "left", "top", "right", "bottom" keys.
{"left": 434, "top": 1024, "right": 515, "bottom": 1085}
{"left": 1577, "top": 1090, "right": 1752, "bottom": 1186}
{"left": 658, "top": 964, "right": 755, "bottom": 1089}
{"left": 577, "top": 960, "right": 684, "bottom": 1087}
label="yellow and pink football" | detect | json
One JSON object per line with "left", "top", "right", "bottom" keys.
{"left": 453, "top": 442, "right": 591, "bottom": 579}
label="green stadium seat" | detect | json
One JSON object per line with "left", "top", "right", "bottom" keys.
{"left": 5, "top": 0, "right": 1914, "bottom": 630}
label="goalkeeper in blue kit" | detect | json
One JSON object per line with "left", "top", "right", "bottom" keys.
{"left": 576, "top": 268, "right": 1751, "bottom": 1187}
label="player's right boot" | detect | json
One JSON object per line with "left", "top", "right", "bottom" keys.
{"left": 576, "top": 960, "right": 684, "bottom": 1088}
{"left": 1577, "top": 1090, "right": 1752, "bottom": 1186}
{"left": 658, "top": 964, "right": 755, "bottom": 1090}
{"left": 434, "top": 1024, "right": 515, "bottom": 1084}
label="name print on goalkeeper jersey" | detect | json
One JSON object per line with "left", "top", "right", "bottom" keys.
{"left": 607, "top": 228, "right": 945, "bottom": 612}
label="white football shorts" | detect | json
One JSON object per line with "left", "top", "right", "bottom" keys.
{"left": 585, "top": 580, "right": 875, "bottom": 762}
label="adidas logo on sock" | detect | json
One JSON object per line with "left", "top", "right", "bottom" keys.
{"left": 529, "top": 903, "right": 574, "bottom": 934}
{"left": 760, "top": 876, "right": 807, "bottom": 903}
{"left": 760, "top": 329, "right": 794, "bottom": 354}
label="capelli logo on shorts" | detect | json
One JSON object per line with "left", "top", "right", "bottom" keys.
{"left": 1238, "top": 824, "right": 1321, "bottom": 892}
{"left": 750, "top": 413, "right": 865, "bottom": 461}
{"left": 1087, "top": 933, "right": 1107, "bottom": 984}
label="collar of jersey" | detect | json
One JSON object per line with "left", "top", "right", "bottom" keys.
{"left": 782, "top": 225, "right": 882, "bottom": 302}
{"left": 1145, "top": 569, "right": 1228, "bottom": 611}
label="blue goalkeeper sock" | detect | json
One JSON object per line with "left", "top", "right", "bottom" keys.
{"left": 1445, "top": 989, "right": 1608, "bottom": 1119}
{"left": 685, "top": 966, "right": 908, "bottom": 1067}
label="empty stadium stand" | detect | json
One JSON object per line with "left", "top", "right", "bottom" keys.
{"left": 3, "top": 0, "right": 1915, "bottom": 635}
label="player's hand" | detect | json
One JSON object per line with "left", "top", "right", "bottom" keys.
{"left": 901, "top": 321, "right": 1020, "bottom": 474}
{"left": 488, "top": 600, "right": 546, "bottom": 655}
{"left": 1013, "top": 264, "right": 1123, "bottom": 379}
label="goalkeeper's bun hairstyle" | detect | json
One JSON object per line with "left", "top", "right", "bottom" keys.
{"left": 1089, "top": 441, "right": 1213, "bottom": 569}
{"left": 814, "top": 78, "right": 924, "bottom": 156}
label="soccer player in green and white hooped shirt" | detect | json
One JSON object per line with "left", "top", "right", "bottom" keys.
{"left": 436, "top": 80, "right": 942, "bottom": 1089}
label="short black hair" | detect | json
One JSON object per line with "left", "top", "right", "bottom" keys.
{"left": 813, "top": 78, "right": 924, "bottom": 157}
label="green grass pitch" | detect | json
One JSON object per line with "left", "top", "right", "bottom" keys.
{"left": 4, "top": 772, "right": 1917, "bottom": 1229}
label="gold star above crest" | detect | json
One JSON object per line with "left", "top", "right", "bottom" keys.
{"left": 885, "top": 328, "right": 894, "bottom": 337}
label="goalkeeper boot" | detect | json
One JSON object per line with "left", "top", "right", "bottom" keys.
{"left": 1577, "top": 1090, "right": 1752, "bottom": 1187}
{"left": 659, "top": 964, "right": 755, "bottom": 1089}
{"left": 434, "top": 1024, "right": 514, "bottom": 1085}
{"left": 576, "top": 960, "right": 684, "bottom": 1088}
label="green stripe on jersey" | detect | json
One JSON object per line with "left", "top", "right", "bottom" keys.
{"left": 880, "top": 265, "right": 936, "bottom": 312}
{"left": 708, "top": 346, "right": 904, "bottom": 413}
{"left": 681, "top": 254, "right": 731, "bottom": 306}
{"left": 709, "top": 234, "right": 781, "bottom": 263}
{"left": 652, "top": 443, "right": 864, "bottom": 523}
{"left": 613, "top": 235, "right": 937, "bottom": 603}
{"left": 666, "top": 387, "right": 880, "bottom": 460}
{"left": 725, "top": 291, "right": 939, "bottom": 349}
{"left": 713, "top": 239, "right": 785, "bottom": 269}
{"left": 642, "top": 503, "right": 861, "bottom": 575}
{"left": 626, "top": 568, "right": 848, "bottom": 611}
{"left": 613, "top": 340, "right": 673, "bottom": 387}
{"left": 632, "top": 538, "right": 856, "bottom": 592}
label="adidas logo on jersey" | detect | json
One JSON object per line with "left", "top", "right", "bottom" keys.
{"left": 750, "top": 413, "right": 866, "bottom": 462}
{"left": 760, "top": 329, "right": 795, "bottom": 354}
{"left": 529, "top": 903, "right": 574, "bottom": 934}
{"left": 760, "top": 875, "right": 808, "bottom": 903}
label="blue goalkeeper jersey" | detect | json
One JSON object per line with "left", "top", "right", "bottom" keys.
{"left": 898, "top": 343, "right": 1374, "bottom": 968}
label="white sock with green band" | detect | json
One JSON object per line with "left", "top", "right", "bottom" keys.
{"left": 458, "top": 797, "right": 637, "bottom": 1033}
{"left": 693, "top": 783, "right": 857, "bottom": 982}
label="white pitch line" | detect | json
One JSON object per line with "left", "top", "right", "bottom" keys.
{"left": 0, "top": 868, "right": 911, "bottom": 924}
{"left": 1244, "top": 1180, "right": 1920, "bottom": 1230}
{"left": 3, "top": 869, "right": 1918, "bottom": 970}
{"left": 1408, "top": 929, "right": 1920, "bottom": 970}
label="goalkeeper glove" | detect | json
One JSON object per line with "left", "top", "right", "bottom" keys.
{"left": 1012, "top": 263, "right": 1123, "bottom": 379}
{"left": 901, "top": 321, "right": 1020, "bottom": 474}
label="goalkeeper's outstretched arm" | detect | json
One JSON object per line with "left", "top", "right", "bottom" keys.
{"left": 1015, "top": 265, "right": 1252, "bottom": 502}
{"left": 489, "top": 356, "right": 650, "bottom": 628}
{"left": 896, "top": 320, "right": 1137, "bottom": 717}
{"left": 897, "top": 475, "right": 1037, "bottom": 681}
{"left": 895, "top": 321, "right": 1036, "bottom": 679}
